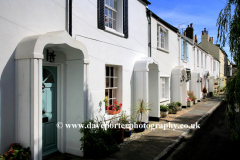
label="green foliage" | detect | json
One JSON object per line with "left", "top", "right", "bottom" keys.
{"left": 134, "top": 99, "right": 151, "bottom": 124}
{"left": 0, "top": 143, "right": 31, "bottom": 160}
{"left": 160, "top": 105, "right": 169, "bottom": 112}
{"left": 217, "top": 0, "right": 240, "bottom": 140}
{"left": 167, "top": 102, "right": 178, "bottom": 111}
{"left": 79, "top": 118, "right": 119, "bottom": 158}
{"left": 118, "top": 111, "right": 130, "bottom": 125}
{"left": 176, "top": 102, "right": 182, "bottom": 106}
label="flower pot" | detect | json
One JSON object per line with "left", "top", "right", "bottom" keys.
{"left": 112, "top": 128, "right": 124, "bottom": 143}
{"left": 169, "top": 109, "right": 178, "bottom": 114}
{"left": 194, "top": 99, "right": 198, "bottom": 104}
{"left": 187, "top": 101, "right": 193, "bottom": 107}
{"left": 108, "top": 110, "right": 117, "bottom": 115}
{"left": 202, "top": 93, "right": 207, "bottom": 99}
{"left": 133, "top": 122, "right": 146, "bottom": 132}
{"left": 124, "top": 129, "right": 132, "bottom": 137}
{"left": 160, "top": 111, "right": 168, "bottom": 118}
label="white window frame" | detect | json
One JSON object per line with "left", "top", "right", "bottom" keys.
{"left": 104, "top": 0, "right": 124, "bottom": 37}
{"left": 160, "top": 76, "right": 170, "bottom": 102}
{"left": 105, "top": 65, "right": 122, "bottom": 107}
{"left": 201, "top": 52, "right": 203, "bottom": 68}
{"left": 157, "top": 25, "right": 168, "bottom": 52}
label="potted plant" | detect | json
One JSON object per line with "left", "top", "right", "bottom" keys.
{"left": 118, "top": 111, "right": 132, "bottom": 137}
{"left": 160, "top": 105, "right": 169, "bottom": 118}
{"left": 168, "top": 102, "right": 178, "bottom": 114}
{"left": 202, "top": 87, "right": 207, "bottom": 99}
{"left": 108, "top": 101, "right": 122, "bottom": 115}
{"left": 133, "top": 99, "right": 151, "bottom": 132}
{"left": 187, "top": 98, "right": 193, "bottom": 107}
{"left": 176, "top": 102, "right": 182, "bottom": 111}
{"left": 0, "top": 143, "right": 31, "bottom": 160}
{"left": 192, "top": 96, "right": 197, "bottom": 104}
{"left": 103, "top": 96, "right": 109, "bottom": 110}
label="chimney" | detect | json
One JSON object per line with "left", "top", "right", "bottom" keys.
{"left": 195, "top": 34, "right": 198, "bottom": 44}
{"left": 201, "top": 28, "right": 209, "bottom": 43}
{"left": 209, "top": 37, "right": 213, "bottom": 44}
{"left": 184, "top": 31, "right": 186, "bottom": 36}
{"left": 185, "top": 23, "right": 194, "bottom": 41}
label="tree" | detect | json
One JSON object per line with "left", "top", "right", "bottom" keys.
{"left": 217, "top": 0, "right": 240, "bottom": 140}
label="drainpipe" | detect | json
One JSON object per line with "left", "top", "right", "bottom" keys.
{"left": 147, "top": 10, "right": 152, "bottom": 57}
{"left": 69, "top": 0, "right": 72, "bottom": 36}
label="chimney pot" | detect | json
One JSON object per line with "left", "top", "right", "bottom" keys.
{"left": 184, "top": 31, "right": 186, "bottom": 36}
{"left": 190, "top": 23, "right": 193, "bottom": 27}
{"left": 202, "top": 31, "right": 204, "bottom": 35}
{"left": 195, "top": 34, "right": 197, "bottom": 39}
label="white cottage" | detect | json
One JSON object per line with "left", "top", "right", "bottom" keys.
{"left": 0, "top": 0, "right": 158, "bottom": 159}
{"left": 0, "top": 0, "right": 221, "bottom": 159}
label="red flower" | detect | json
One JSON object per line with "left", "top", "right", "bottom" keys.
{"left": 119, "top": 103, "right": 122, "bottom": 107}
{"left": 114, "top": 101, "right": 118, "bottom": 105}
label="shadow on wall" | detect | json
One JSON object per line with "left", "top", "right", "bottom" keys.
{"left": 0, "top": 51, "right": 16, "bottom": 153}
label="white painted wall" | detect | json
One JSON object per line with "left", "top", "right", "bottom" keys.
{"left": 72, "top": 0, "right": 149, "bottom": 119}
{"left": 0, "top": 0, "right": 66, "bottom": 153}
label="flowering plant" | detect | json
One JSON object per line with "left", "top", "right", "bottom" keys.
{"left": 0, "top": 143, "right": 31, "bottom": 160}
{"left": 103, "top": 96, "right": 109, "bottom": 106}
{"left": 107, "top": 101, "right": 122, "bottom": 111}
{"left": 187, "top": 98, "right": 192, "bottom": 102}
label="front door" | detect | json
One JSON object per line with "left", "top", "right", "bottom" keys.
{"left": 42, "top": 66, "right": 58, "bottom": 157}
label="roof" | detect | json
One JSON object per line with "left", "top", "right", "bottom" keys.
{"left": 149, "top": 10, "right": 179, "bottom": 33}
{"left": 179, "top": 34, "right": 194, "bottom": 45}
{"left": 141, "top": 0, "right": 151, "bottom": 5}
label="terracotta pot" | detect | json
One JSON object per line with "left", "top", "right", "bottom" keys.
{"left": 108, "top": 110, "right": 114, "bottom": 115}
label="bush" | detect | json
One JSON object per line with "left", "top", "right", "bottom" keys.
{"left": 167, "top": 102, "right": 178, "bottom": 111}
{"left": 176, "top": 102, "right": 182, "bottom": 106}
{"left": 0, "top": 143, "right": 31, "bottom": 160}
{"left": 79, "top": 118, "right": 120, "bottom": 158}
{"left": 160, "top": 105, "right": 169, "bottom": 112}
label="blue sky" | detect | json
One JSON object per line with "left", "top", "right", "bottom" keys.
{"left": 148, "top": 0, "right": 232, "bottom": 62}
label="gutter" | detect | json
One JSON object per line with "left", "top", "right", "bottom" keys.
{"left": 147, "top": 10, "right": 152, "bottom": 57}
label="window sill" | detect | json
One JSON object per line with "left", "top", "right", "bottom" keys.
{"left": 104, "top": 27, "right": 124, "bottom": 37}
{"left": 160, "top": 99, "right": 169, "bottom": 103}
{"left": 157, "top": 47, "right": 169, "bottom": 53}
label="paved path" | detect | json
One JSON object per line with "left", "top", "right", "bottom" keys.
{"left": 105, "top": 97, "right": 222, "bottom": 160}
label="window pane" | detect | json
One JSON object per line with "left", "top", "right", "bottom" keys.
{"left": 106, "top": 66, "right": 109, "bottom": 76}
{"left": 114, "top": 0, "right": 117, "bottom": 10}
{"left": 105, "top": 89, "right": 108, "bottom": 97}
{"left": 110, "top": 67, "right": 114, "bottom": 76}
{"left": 114, "top": 78, "right": 118, "bottom": 87}
{"left": 106, "top": 78, "right": 109, "bottom": 88}
{"left": 113, "top": 89, "right": 117, "bottom": 98}
{"left": 106, "top": 0, "right": 109, "bottom": 5}
{"left": 110, "top": 78, "right": 114, "bottom": 87}
{"left": 109, "top": 89, "right": 112, "bottom": 98}
{"left": 105, "top": 16, "right": 108, "bottom": 27}
{"left": 113, "top": 12, "right": 116, "bottom": 20}
{"left": 110, "top": 0, "right": 113, "bottom": 8}
{"left": 109, "top": 18, "right": 112, "bottom": 28}
{"left": 113, "top": 19, "right": 116, "bottom": 30}
{"left": 109, "top": 10, "right": 112, "bottom": 18}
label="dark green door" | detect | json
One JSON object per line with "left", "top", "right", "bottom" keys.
{"left": 42, "top": 66, "right": 58, "bottom": 157}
